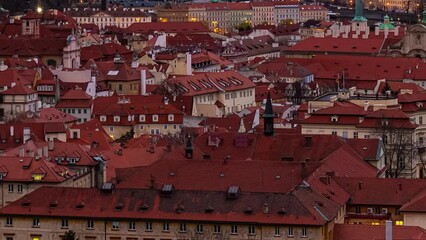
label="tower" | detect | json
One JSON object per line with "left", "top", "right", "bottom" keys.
{"left": 351, "top": 0, "right": 368, "bottom": 32}
{"left": 263, "top": 92, "right": 274, "bottom": 136}
{"left": 21, "top": 10, "right": 41, "bottom": 38}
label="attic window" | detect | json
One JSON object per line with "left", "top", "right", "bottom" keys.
{"left": 381, "top": 120, "right": 389, "bottom": 126}
{"left": 417, "top": 102, "right": 423, "bottom": 108}
{"left": 115, "top": 203, "right": 124, "bottom": 211}
{"left": 76, "top": 202, "right": 85, "bottom": 208}
{"left": 139, "top": 203, "right": 149, "bottom": 211}
{"left": 331, "top": 115, "right": 339, "bottom": 122}
{"left": 49, "top": 201, "right": 58, "bottom": 208}
{"left": 32, "top": 174, "right": 45, "bottom": 181}
{"left": 227, "top": 186, "right": 241, "bottom": 199}
{"left": 244, "top": 207, "right": 253, "bottom": 214}
{"left": 161, "top": 184, "right": 175, "bottom": 196}
{"left": 278, "top": 208, "right": 287, "bottom": 215}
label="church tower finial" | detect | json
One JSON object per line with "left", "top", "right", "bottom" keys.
{"left": 263, "top": 91, "right": 274, "bottom": 136}
{"left": 352, "top": 0, "right": 367, "bottom": 22}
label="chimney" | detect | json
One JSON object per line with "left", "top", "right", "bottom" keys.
{"left": 394, "top": 26, "right": 399, "bottom": 36}
{"left": 43, "top": 145, "right": 48, "bottom": 158}
{"left": 263, "top": 203, "right": 269, "bottom": 214}
{"left": 386, "top": 220, "right": 392, "bottom": 240}
{"left": 375, "top": 26, "right": 379, "bottom": 36}
{"left": 19, "top": 147, "right": 25, "bottom": 157}
{"left": 10, "top": 126, "right": 14, "bottom": 137}
{"left": 140, "top": 69, "right": 147, "bottom": 96}
{"left": 184, "top": 136, "right": 193, "bottom": 159}
{"left": 364, "top": 101, "right": 369, "bottom": 111}
{"left": 358, "top": 180, "right": 362, "bottom": 190}
{"left": 48, "top": 140, "right": 55, "bottom": 151}
{"left": 186, "top": 52, "right": 192, "bottom": 75}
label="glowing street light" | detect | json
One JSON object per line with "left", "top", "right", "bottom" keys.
{"left": 36, "top": 6, "right": 43, "bottom": 14}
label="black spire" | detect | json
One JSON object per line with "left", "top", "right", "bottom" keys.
{"left": 263, "top": 91, "right": 274, "bottom": 136}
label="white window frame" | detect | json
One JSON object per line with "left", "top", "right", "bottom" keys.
{"left": 231, "top": 225, "right": 238, "bottom": 234}
{"left": 6, "top": 217, "right": 13, "bottom": 226}
{"left": 163, "top": 222, "right": 170, "bottom": 232}
{"left": 196, "top": 224, "right": 203, "bottom": 233}
{"left": 129, "top": 221, "right": 136, "bottom": 231}
{"left": 179, "top": 223, "right": 187, "bottom": 232}
{"left": 274, "top": 226, "right": 280, "bottom": 236}
{"left": 288, "top": 227, "right": 294, "bottom": 237}
{"left": 213, "top": 224, "right": 221, "bottom": 234}
{"left": 248, "top": 225, "right": 256, "bottom": 235}
{"left": 168, "top": 114, "right": 174, "bottom": 122}
{"left": 139, "top": 115, "right": 146, "bottom": 122}
{"left": 61, "top": 219, "right": 69, "bottom": 228}
{"left": 33, "top": 218, "right": 40, "bottom": 227}
{"left": 301, "top": 227, "right": 307, "bottom": 237}
{"left": 100, "top": 115, "right": 107, "bottom": 122}
{"left": 152, "top": 115, "right": 159, "bottom": 122}
{"left": 87, "top": 220, "right": 94, "bottom": 229}
{"left": 145, "top": 221, "right": 153, "bottom": 231}
{"left": 113, "top": 116, "right": 120, "bottom": 122}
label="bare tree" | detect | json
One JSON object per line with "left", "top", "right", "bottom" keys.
{"left": 372, "top": 118, "right": 415, "bottom": 178}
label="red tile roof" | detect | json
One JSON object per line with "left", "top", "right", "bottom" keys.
{"left": 0, "top": 186, "right": 326, "bottom": 225}
{"left": 333, "top": 224, "right": 426, "bottom": 240}
{"left": 167, "top": 71, "right": 256, "bottom": 96}
{"left": 68, "top": 118, "right": 115, "bottom": 152}
{"left": 125, "top": 22, "right": 210, "bottom": 35}
{"left": 56, "top": 88, "right": 93, "bottom": 108}
{"left": 0, "top": 156, "right": 74, "bottom": 183}
{"left": 0, "top": 82, "right": 36, "bottom": 95}
{"left": 335, "top": 177, "right": 426, "bottom": 205}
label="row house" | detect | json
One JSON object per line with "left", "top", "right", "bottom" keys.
{"left": 164, "top": 71, "right": 256, "bottom": 117}
{"left": 156, "top": 3, "right": 189, "bottom": 22}
{"left": 0, "top": 156, "right": 85, "bottom": 208}
{"left": 0, "top": 83, "right": 41, "bottom": 122}
{"left": 228, "top": 3, "right": 253, "bottom": 32}
{"left": 92, "top": 95, "right": 184, "bottom": 139}
{"left": 251, "top": 2, "right": 275, "bottom": 26}
{"left": 274, "top": 0, "right": 300, "bottom": 25}
{"left": 299, "top": 5, "right": 330, "bottom": 23}
{"left": 0, "top": 186, "right": 334, "bottom": 240}
{"left": 56, "top": 88, "right": 93, "bottom": 123}
{"left": 65, "top": 8, "right": 152, "bottom": 30}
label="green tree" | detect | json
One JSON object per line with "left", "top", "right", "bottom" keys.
{"left": 62, "top": 230, "right": 76, "bottom": 240}
{"left": 236, "top": 21, "right": 252, "bottom": 32}
{"left": 280, "top": 19, "right": 295, "bottom": 25}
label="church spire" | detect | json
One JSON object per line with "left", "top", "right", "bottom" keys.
{"left": 422, "top": 10, "right": 426, "bottom": 24}
{"left": 352, "top": 0, "right": 367, "bottom": 22}
{"left": 263, "top": 91, "right": 274, "bottom": 136}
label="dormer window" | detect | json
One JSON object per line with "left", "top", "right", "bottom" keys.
{"left": 139, "top": 115, "right": 146, "bottom": 122}
{"left": 152, "top": 115, "right": 159, "bottom": 122}
{"left": 168, "top": 114, "right": 174, "bottom": 122}
{"left": 417, "top": 102, "right": 423, "bottom": 108}
{"left": 100, "top": 115, "right": 107, "bottom": 122}
{"left": 331, "top": 115, "right": 339, "bottom": 122}
{"left": 32, "top": 174, "right": 45, "bottom": 181}
{"left": 113, "top": 116, "right": 120, "bottom": 122}
{"left": 0, "top": 172, "right": 7, "bottom": 179}
{"left": 382, "top": 120, "right": 389, "bottom": 126}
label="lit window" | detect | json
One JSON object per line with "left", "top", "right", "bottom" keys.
{"left": 396, "top": 221, "right": 404, "bottom": 225}
{"left": 33, "top": 174, "right": 44, "bottom": 181}
{"left": 371, "top": 222, "right": 380, "bottom": 225}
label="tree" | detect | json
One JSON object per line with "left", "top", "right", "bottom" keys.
{"left": 61, "top": 230, "right": 76, "bottom": 240}
{"left": 279, "top": 19, "right": 295, "bottom": 25}
{"left": 372, "top": 117, "right": 415, "bottom": 178}
{"left": 381, "top": 81, "right": 392, "bottom": 96}
{"left": 235, "top": 21, "right": 252, "bottom": 32}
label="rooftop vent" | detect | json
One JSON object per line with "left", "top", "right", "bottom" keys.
{"left": 244, "top": 207, "right": 253, "bottom": 214}
{"left": 205, "top": 204, "right": 214, "bottom": 213}
{"left": 278, "top": 208, "right": 287, "bottom": 215}
{"left": 76, "top": 201, "right": 85, "bottom": 208}
{"left": 49, "top": 200, "right": 58, "bottom": 208}
{"left": 115, "top": 202, "right": 124, "bottom": 211}
{"left": 139, "top": 203, "right": 149, "bottom": 211}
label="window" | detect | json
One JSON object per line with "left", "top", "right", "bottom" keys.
{"left": 78, "top": 109, "right": 81, "bottom": 114}
{"left": 129, "top": 221, "right": 136, "bottom": 230}
{"left": 139, "top": 115, "right": 146, "bottom": 122}
{"left": 152, "top": 115, "right": 159, "bottom": 122}
{"left": 288, "top": 227, "right": 294, "bottom": 237}
{"left": 112, "top": 221, "right": 119, "bottom": 230}
{"left": 331, "top": 131, "right": 337, "bottom": 135}
{"left": 33, "top": 218, "right": 40, "bottom": 227}
{"left": 231, "top": 225, "right": 238, "bottom": 234}
{"left": 353, "top": 132, "right": 358, "bottom": 139}
{"left": 5, "top": 237, "right": 13, "bottom": 240}
{"left": 179, "top": 223, "right": 187, "bottom": 232}
{"left": 6, "top": 217, "right": 13, "bottom": 226}
{"left": 61, "top": 219, "right": 69, "bottom": 228}
{"left": 87, "top": 220, "right": 94, "bottom": 229}
{"left": 214, "top": 224, "right": 221, "bottom": 234}
{"left": 355, "top": 206, "right": 361, "bottom": 214}
{"left": 274, "top": 226, "right": 280, "bottom": 236}
{"left": 301, "top": 227, "right": 307, "bottom": 237}
{"left": 342, "top": 131, "right": 348, "bottom": 139}
{"left": 100, "top": 116, "right": 106, "bottom": 122}
{"left": 396, "top": 220, "right": 404, "bottom": 225}
{"left": 163, "top": 222, "right": 170, "bottom": 232}
{"left": 364, "top": 134, "right": 370, "bottom": 139}
{"left": 114, "top": 116, "right": 120, "bottom": 122}
{"left": 196, "top": 224, "right": 203, "bottom": 233}
{"left": 109, "top": 126, "right": 114, "bottom": 132}
{"left": 8, "top": 184, "right": 13, "bottom": 192}
{"left": 420, "top": 116, "right": 423, "bottom": 125}
{"left": 146, "top": 221, "right": 153, "bottom": 231}
{"left": 168, "top": 114, "right": 174, "bottom": 122}
{"left": 248, "top": 225, "right": 256, "bottom": 235}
